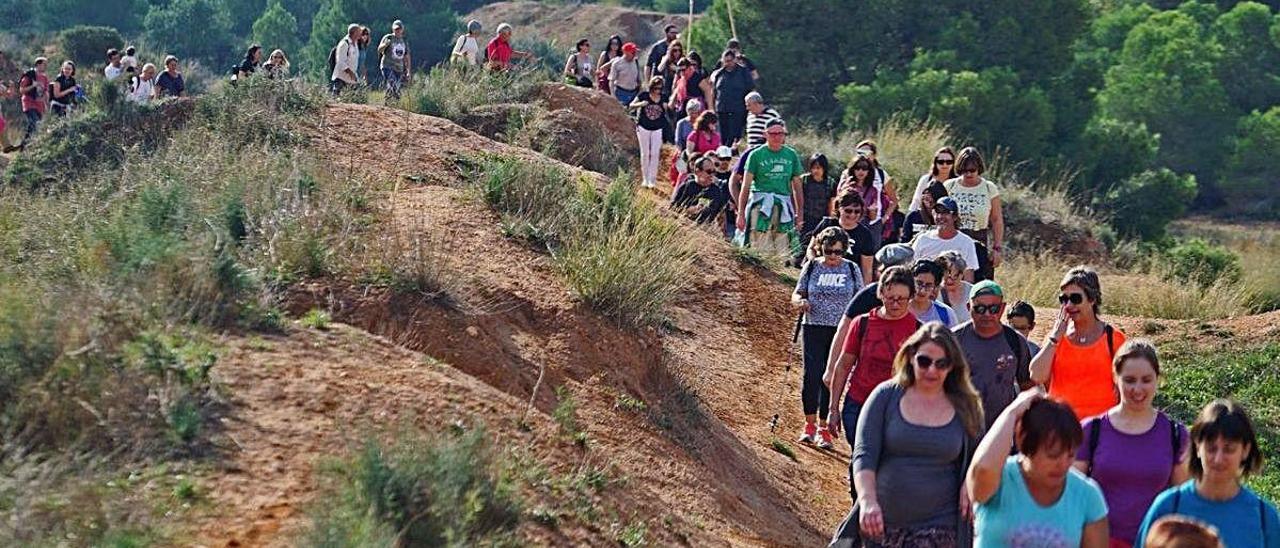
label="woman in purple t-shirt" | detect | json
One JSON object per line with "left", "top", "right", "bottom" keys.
{"left": 1072, "top": 340, "right": 1190, "bottom": 547}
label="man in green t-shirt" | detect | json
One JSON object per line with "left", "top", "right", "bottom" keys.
{"left": 736, "top": 119, "right": 805, "bottom": 256}
{"left": 377, "top": 20, "right": 412, "bottom": 101}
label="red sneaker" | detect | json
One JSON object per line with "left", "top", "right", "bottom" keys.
{"left": 817, "top": 429, "right": 834, "bottom": 450}
{"left": 798, "top": 422, "right": 817, "bottom": 444}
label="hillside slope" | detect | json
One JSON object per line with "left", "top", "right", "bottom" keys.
{"left": 190, "top": 103, "right": 852, "bottom": 546}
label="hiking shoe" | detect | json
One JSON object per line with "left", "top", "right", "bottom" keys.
{"left": 816, "top": 429, "right": 834, "bottom": 450}
{"left": 797, "top": 422, "right": 817, "bottom": 444}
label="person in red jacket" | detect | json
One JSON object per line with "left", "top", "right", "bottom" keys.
{"left": 485, "top": 23, "right": 533, "bottom": 70}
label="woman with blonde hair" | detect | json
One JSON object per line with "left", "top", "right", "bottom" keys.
{"left": 838, "top": 323, "right": 984, "bottom": 547}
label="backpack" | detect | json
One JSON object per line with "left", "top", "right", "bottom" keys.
{"left": 1000, "top": 325, "right": 1031, "bottom": 387}
{"left": 855, "top": 311, "right": 921, "bottom": 353}
{"left": 327, "top": 46, "right": 338, "bottom": 75}
{"left": 1086, "top": 412, "right": 1180, "bottom": 477}
{"left": 1170, "top": 486, "right": 1270, "bottom": 542}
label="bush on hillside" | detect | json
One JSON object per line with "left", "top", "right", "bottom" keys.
{"left": 1096, "top": 168, "right": 1197, "bottom": 241}
{"left": 1164, "top": 238, "right": 1241, "bottom": 288}
{"left": 402, "top": 65, "right": 545, "bottom": 122}
{"left": 58, "top": 26, "right": 124, "bottom": 66}
{"left": 305, "top": 428, "right": 520, "bottom": 547}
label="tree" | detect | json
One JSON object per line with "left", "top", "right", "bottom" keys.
{"left": 1097, "top": 168, "right": 1197, "bottom": 240}
{"left": 59, "top": 26, "right": 125, "bottom": 66}
{"left": 1212, "top": 2, "right": 1280, "bottom": 113}
{"left": 34, "top": 0, "right": 145, "bottom": 33}
{"left": 220, "top": 0, "right": 266, "bottom": 36}
{"left": 252, "top": 1, "right": 301, "bottom": 55}
{"left": 299, "top": 0, "right": 348, "bottom": 79}
{"left": 1223, "top": 107, "right": 1280, "bottom": 210}
{"left": 1074, "top": 117, "right": 1160, "bottom": 198}
{"left": 1097, "top": 10, "right": 1235, "bottom": 188}
{"left": 144, "top": 0, "right": 235, "bottom": 65}
{"left": 837, "top": 62, "right": 1055, "bottom": 159}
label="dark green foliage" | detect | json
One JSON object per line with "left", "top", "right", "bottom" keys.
{"left": 300, "top": 0, "right": 457, "bottom": 78}
{"left": 1165, "top": 238, "right": 1242, "bottom": 287}
{"left": 1223, "top": 107, "right": 1280, "bottom": 216}
{"left": 58, "top": 26, "right": 125, "bottom": 66}
{"left": 251, "top": 1, "right": 301, "bottom": 55}
{"left": 34, "top": 0, "right": 145, "bottom": 33}
{"left": 1212, "top": 2, "right": 1280, "bottom": 113}
{"left": 1097, "top": 168, "right": 1197, "bottom": 241}
{"left": 144, "top": 0, "right": 235, "bottom": 66}
{"left": 1074, "top": 117, "right": 1159, "bottom": 198}
{"left": 306, "top": 428, "right": 521, "bottom": 547}
{"left": 191, "top": 75, "right": 325, "bottom": 146}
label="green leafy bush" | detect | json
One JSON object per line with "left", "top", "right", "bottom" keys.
{"left": 58, "top": 25, "right": 124, "bottom": 66}
{"left": 1096, "top": 168, "right": 1197, "bottom": 241}
{"left": 403, "top": 65, "right": 544, "bottom": 121}
{"left": 1164, "top": 238, "right": 1242, "bottom": 288}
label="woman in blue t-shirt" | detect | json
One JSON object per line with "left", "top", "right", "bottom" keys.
{"left": 1135, "top": 399, "right": 1280, "bottom": 548}
{"left": 792, "top": 227, "right": 862, "bottom": 450}
{"left": 968, "top": 391, "right": 1110, "bottom": 548}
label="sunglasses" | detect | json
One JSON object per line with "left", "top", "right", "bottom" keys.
{"left": 840, "top": 207, "right": 862, "bottom": 215}
{"left": 1059, "top": 293, "right": 1085, "bottom": 305}
{"left": 915, "top": 354, "right": 952, "bottom": 370}
{"left": 823, "top": 247, "right": 845, "bottom": 256}
{"left": 933, "top": 208, "right": 955, "bottom": 216}
{"left": 700, "top": 168, "right": 716, "bottom": 174}
{"left": 853, "top": 166, "right": 870, "bottom": 172}
{"left": 935, "top": 158, "right": 954, "bottom": 165}
{"left": 915, "top": 280, "right": 936, "bottom": 290}
{"left": 972, "top": 303, "right": 1002, "bottom": 315}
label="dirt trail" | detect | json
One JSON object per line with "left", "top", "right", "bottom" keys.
{"left": 190, "top": 104, "right": 852, "bottom": 546}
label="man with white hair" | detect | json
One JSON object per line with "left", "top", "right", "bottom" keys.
{"left": 744, "top": 91, "right": 781, "bottom": 147}
{"left": 485, "top": 22, "right": 533, "bottom": 70}
{"left": 331, "top": 23, "right": 361, "bottom": 94}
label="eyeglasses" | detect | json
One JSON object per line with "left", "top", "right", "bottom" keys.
{"left": 971, "top": 303, "right": 1003, "bottom": 315}
{"left": 840, "top": 207, "right": 862, "bottom": 216}
{"left": 882, "top": 295, "right": 909, "bottom": 303}
{"left": 823, "top": 247, "right": 845, "bottom": 256}
{"left": 935, "top": 158, "right": 954, "bottom": 165}
{"left": 914, "top": 354, "right": 952, "bottom": 370}
{"left": 1058, "top": 293, "right": 1085, "bottom": 305}
{"left": 915, "top": 280, "right": 937, "bottom": 291}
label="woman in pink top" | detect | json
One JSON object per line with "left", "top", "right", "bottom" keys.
{"left": 677, "top": 111, "right": 719, "bottom": 186}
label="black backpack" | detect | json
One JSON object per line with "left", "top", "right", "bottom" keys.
{"left": 327, "top": 46, "right": 338, "bottom": 75}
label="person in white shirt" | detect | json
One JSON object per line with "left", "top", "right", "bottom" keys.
{"left": 104, "top": 48, "right": 124, "bottom": 81}
{"left": 910, "top": 196, "right": 978, "bottom": 282}
{"left": 331, "top": 23, "right": 361, "bottom": 94}
{"left": 451, "top": 20, "right": 483, "bottom": 66}
{"left": 128, "top": 63, "right": 157, "bottom": 104}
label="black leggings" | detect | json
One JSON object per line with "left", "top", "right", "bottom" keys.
{"left": 801, "top": 324, "right": 837, "bottom": 421}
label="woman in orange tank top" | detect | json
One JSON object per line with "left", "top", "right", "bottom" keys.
{"left": 1029, "top": 266, "right": 1127, "bottom": 419}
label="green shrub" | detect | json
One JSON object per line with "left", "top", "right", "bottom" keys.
{"left": 403, "top": 65, "right": 545, "bottom": 121}
{"left": 300, "top": 308, "right": 331, "bottom": 330}
{"left": 192, "top": 76, "right": 325, "bottom": 147}
{"left": 58, "top": 25, "right": 123, "bottom": 66}
{"left": 1164, "top": 238, "right": 1242, "bottom": 287}
{"left": 305, "top": 428, "right": 521, "bottom": 547}
{"left": 1097, "top": 168, "right": 1197, "bottom": 241}
{"left": 553, "top": 386, "right": 580, "bottom": 437}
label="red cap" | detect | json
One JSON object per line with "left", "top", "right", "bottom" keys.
{"left": 622, "top": 42, "right": 638, "bottom": 53}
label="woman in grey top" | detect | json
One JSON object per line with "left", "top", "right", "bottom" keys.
{"left": 853, "top": 323, "right": 984, "bottom": 547}
{"left": 793, "top": 227, "right": 863, "bottom": 450}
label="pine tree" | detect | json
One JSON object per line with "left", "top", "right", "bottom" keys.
{"left": 252, "top": 1, "right": 301, "bottom": 56}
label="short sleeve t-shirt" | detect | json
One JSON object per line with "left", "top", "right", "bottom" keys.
{"left": 944, "top": 177, "right": 1000, "bottom": 232}
{"left": 844, "top": 282, "right": 882, "bottom": 320}
{"left": 800, "top": 175, "right": 835, "bottom": 224}
{"left": 795, "top": 259, "right": 862, "bottom": 327}
{"left": 1136, "top": 482, "right": 1280, "bottom": 548}
{"left": 19, "top": 73, "right": 48, "bottom": 113}
{"left": 452, "top": 35, "right": 479, "bottom": 65}
{"left": 1075, "top": 413, "right": 1189, "bottom": 544}
{"left": 975, "top": 456, "right": 1109, "bottom": 548}
{"left": 1048, "top": 327, "right": 1127, "bottom": 419}
{"left": 911, "top": 229, "right": 980, "bottom": 272}
{"left": 744, "top": 145, "right": 803, "bottom": 196}
{"left": 841, "top": 310, "right": 920, "bottom": 404}
{"left": 156, "top": 71, "right": 184, "bottom": 97}
{"left": 807, "top": 217, "right": 875, "bottom": 263}
{"left": 380, "top": 34, "right": 410, "bottom": 72}
{"left": 635, "top": 95, "right": 668, "bottom": 131}
{"left": 913, "top": 301, "right": 957, "bottom": 328}
{"left": 953, "top": 323, "right": 1030, "bottom": 430}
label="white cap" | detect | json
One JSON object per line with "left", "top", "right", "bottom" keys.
{"left": 715, "top": 145, "right": 733, "bottom": 158}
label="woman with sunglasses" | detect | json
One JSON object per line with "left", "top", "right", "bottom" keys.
{"left": 909, "top": 146, "right": 957, "bottom": 214}
{"left": 1030, "top": 266, "right": 1128, "bottom": 420}
{"left": 1072, "top": 340, "right": 1190, "bottom": 548}
{"left": 793, "top": 227, "right": 863, "bottom": 450}
{"left": 1135, "top": 399, "right": 1280, "bottom": 548}
{"left": 802, "top": 191, "right": 875, "bottom": 281}
{"left": 828, "top": 266, "right": 921, "bottom": 450}
{"left": 969, "top": 392, "right": 1109, "bottom": 548}
{"left": 563, "top": 39, "right": 594, "bottom": 87}
{"left": 843, "top": 323, "right": 983, "bottom": 547}
{"left": 670, "top": 51, "right": 713, "bottom": 118}
{"left": 839, "top": 154, "right": 884, "bottom": 249}
{"left": 671, "top": 152, "right": 729, "bottom": 224}
{"left": 855, "top": 140, "right": 901, "bottom": 245}
{"left": 596, "top": 35, "right": 624, "bottom": 93}
{"left": 903, "top": 183, "right": 947, "bottom": 242}
{"left": 944, "top": 147, "right": 1004, "bottom": 281}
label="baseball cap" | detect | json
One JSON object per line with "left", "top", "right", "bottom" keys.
{"left": 392, "top": 19, "right": 404, "bottom": 29}
{"left": 875, "top": 244, "right": 914, "bottom": 267}
{"left": 715, "top": 145, "right": 733, "bottom": 159}
{"left": 970, "top": 280, "right": 1004, "bottom": 300}
{"left": 935, "top": 196, "right": 960, "bottom": 214}
{"left": 622, "top": 42, "right": 638, "bottom": 53}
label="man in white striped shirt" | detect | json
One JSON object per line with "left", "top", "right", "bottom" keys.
{"left": 744, "top": 92, "right": 781, "bottom": 147}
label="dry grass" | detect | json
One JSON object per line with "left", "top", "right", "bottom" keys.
{"left": 1172, "top": 220, "right": 1280, "bottom": 311}
{"left": 999, "top": 253, "right": 1257, "bottom": 320}
{"left": 789, "top": 115, "right": 952, "bottom": 183}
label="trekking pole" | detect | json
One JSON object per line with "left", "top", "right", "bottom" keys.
{"left": 725, "top": 0, "right": 738, "bottom": 41}
{"left": 688, "top": 0, "right": 695, "bottom": 46}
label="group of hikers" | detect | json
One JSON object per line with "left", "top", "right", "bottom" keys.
{"left": 593, "top": 27, "right": 1280, "bottom": 548}
{"left": 1, "top": 18, "right": 1276, "bottom": 547}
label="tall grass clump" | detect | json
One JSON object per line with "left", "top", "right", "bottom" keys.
{"left": 401, "top": 65, "right": 546, "bottom": 121}
{"left": 999, "top": 254, "right": 1255, "bottom": 320}
{"left": 470, "top": 156, "right": 696, "bottom": 327}
{"left": 790, "top": 115, "right": 951, "bottom": 181}
{"left": 305, "top": 428, "right": 520, "bottom": 547}
{"left": 1172, "top": 221, "right": 1280, "bottom": 312}
{"left": 193, "top": 76, "right": 326, "bottom": 147}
